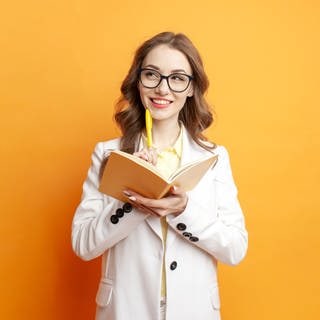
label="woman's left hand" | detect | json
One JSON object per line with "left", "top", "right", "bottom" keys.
{"left": 123, "top": 186, "right": 188, "bottom": 217}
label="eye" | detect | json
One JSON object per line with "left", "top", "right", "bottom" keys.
{"left": 170, "top": 74, "right": 188, "bottom": 82}
{"left": 143, "top": 69, "right": 160, "bottom": 79}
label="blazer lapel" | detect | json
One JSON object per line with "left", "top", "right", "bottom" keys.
{"left": 180, "top": 127, "right": 212, "bottom": 166}
{"left": 146, "top": 215, "right": 163, "bottom": 240}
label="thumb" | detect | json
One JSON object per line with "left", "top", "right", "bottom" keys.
{"left": 170, "top": 185, "right": 183, "bottom": 195}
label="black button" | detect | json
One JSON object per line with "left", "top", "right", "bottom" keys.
{"left": 116, "top": 208, "right": 124, "bottom": 217}
{"left": 170, "top": 261, "right": 177, "bottom": 270}
{"left": 123, "top": 202, "right": 133, "bottom": 213}
{"left": 110, "top": 215, "right": 119, "bottom": 224}
{"left": 183, "top": 232, "right": 192, "bottom": 238}
{"left": 176, "top": 223, "right": 186, "bottom": 231}
{"left": 189, "top": 236, "right": 199, "bottom": 242}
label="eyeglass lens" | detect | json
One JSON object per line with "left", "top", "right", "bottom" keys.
{"left": 140, "top": 69, "right": 191, "bottom": 92}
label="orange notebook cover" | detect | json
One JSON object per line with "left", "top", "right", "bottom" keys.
{"left": 99, "top": 150, "right": 218, "bottom": 202}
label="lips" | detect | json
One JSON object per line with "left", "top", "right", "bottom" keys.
{"left": 150, "top": 98, "right": 172, "bottom": 108}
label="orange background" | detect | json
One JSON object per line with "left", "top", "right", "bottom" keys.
{"left": 1, "top": 0, "right": 319, "bottom": 319}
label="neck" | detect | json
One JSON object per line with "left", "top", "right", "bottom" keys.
{"left": 151, "top": 120, "right": 181, "bottom": 150}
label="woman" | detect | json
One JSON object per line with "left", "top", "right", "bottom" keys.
{"left": 72, "top": 32, "right": 248, "bottom": 320}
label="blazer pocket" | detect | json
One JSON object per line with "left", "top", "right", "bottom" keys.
{"left": 209, "top": 283, "right": 221, "bottom": 310}
{"left": 95, "top": 278, "right": 113, "bottom": 307}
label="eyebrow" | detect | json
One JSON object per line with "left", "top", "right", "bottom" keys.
{"left": 143, "top": 64, "right": 188, "bottom": 74}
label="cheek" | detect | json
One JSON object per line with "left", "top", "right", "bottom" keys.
{"left": 138, "top": 84, "right": 148, "bottom": 106}
{"left": 176, "top": 95, "right": 189, "bottom": 109}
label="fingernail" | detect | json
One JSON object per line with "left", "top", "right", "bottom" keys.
{"left": 123, "top": 191, "right": 136, "bottom": 201}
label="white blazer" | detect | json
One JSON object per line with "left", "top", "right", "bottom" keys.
{"left": 72, "top": 128, "right": 248, "bottom": 320}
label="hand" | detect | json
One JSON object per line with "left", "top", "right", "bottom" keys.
{"left": 133, "top": 147, "right": 158, "bottom": 166}
{"left": 123, "top": 186, "right": 188, "bottom": 218}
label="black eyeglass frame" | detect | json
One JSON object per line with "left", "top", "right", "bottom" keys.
{"left": 139, "top": 68, "right": 194, "bottom": 93}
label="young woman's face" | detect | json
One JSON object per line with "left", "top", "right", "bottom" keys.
{"left": 138, "top": 44, "right": 193, "bottom": 124}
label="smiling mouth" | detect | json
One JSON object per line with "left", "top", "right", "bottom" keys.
{"left": 150, "top": 98, "right": 172, "bottom": 107}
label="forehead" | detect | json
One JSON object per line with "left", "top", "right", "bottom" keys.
{"left": 142, "top": 44, "right": 192, "bottom": 73}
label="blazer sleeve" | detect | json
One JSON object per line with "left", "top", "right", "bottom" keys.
{"left": 71, "top": 142, "right": 147, "bottom": 261}
{"left": 167, "top": 146, "right": 248, "bottom": 266}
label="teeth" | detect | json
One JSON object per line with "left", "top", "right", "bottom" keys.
{"left": 152, "top": 99, "right": 170, "bottom": 105}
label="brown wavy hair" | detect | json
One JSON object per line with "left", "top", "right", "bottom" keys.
{"left": 114, "top": 32, "right": 215, "bottom": 154}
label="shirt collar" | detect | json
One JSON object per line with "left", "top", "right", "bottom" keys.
{"left": 142, "top": 124, "right": 183, "bottom": 159}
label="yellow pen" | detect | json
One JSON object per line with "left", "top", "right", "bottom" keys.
{"left": 145, "top": 108, "right": 153, "bottom": 148}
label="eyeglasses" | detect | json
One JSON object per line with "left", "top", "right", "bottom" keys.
{"left": 139, "top": 68, "right": 193, "bottom": 93}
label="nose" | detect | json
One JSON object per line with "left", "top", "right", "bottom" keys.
{"left": 155, "top": 77, "right": 170, "bottom": 95}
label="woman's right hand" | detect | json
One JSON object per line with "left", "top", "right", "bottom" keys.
{"left": 133, "top": 148, "right": 158, "bottom": 166}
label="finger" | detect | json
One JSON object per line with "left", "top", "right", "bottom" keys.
{"left": 169, "top": 185, "right": 186, "bottom": 196}
{"left": 123, "top": 190, "right": 167, "bottom": 217}
{"left": 147, "top": 147, "right": 158, "bottom": 165}
{"left": 123, "top": 194, "right": 158, "bottom": 216}
{"left": 123, "top": 189, "right": 154, "bottom": 204}
{"left": 138, "top": 203, "right": 162, "bottom": 217}
{"left": 129, "top": 198, "right": 161, "bottom": 217}
{"left": 133, "top": 150, "right": 152, "bottom": 163}
{"left": 123, "top": 190, "right": 158, "bottom": 209}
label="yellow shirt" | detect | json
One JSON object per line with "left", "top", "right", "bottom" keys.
{"left": 153, "top": 128, "right": 183, "bottom": 298}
